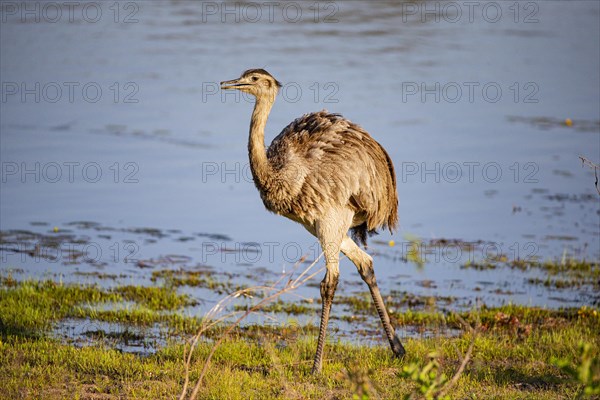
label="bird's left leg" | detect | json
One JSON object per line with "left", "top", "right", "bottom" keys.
{"left": 311, "top": 218, "right": 345, "bottom": 374}
{"left": 341, "top": 236, "right": 406, "bottom": 358}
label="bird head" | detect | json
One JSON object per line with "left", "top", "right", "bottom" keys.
{"left": 220, "top": 69, "right": 282, "bottom": 99}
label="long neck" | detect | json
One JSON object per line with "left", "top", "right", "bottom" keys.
{"left": 248, "top": 94, "right": 276, "bottom": 191}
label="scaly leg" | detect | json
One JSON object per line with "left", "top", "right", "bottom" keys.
{"left": 311, "top": 259, "right": 339, "bottom": 374}
{"left": 311, "top": 217, "right": 346, "bottom": 374}
{"left": 341, "top": 236, "right": 405, "bottom": 358}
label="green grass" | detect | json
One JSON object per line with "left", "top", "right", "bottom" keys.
{"left": 151, "top": 268, "right": 248, "bottom": 294}
{"left": 1, "top": 277, "right": 599, "bottom": 399}
{"left": 115, "top": 284, "right": 196, "bottom": 310}
{"left": 1, "top": 319, "right": 598, "bottom": 399}
{"left": 0, "top": 277, "right": 200, "bottom": 336}
{"left": 234, "top": 299, "right": 317, "bottom": 315}
{"left": 508, "top": 258, "right": 599, "bottom": 289}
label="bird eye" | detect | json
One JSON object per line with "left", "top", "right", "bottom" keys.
{"left": 252, "top": 76, "right": 258, "bottom": 81}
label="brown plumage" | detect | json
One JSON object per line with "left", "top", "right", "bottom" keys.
{"left": 221, "top": 69, "right": 405, "bottom": 374}
{"left": 267, "top": 110, "right": 398, "bottom": 246}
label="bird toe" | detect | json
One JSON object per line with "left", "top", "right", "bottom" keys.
{"left": 391, "top": 335, "right": 406, "bottom": 359}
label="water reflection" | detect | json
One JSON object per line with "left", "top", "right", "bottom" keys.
{"left": 1, "top": 1, "right": 599, "bottom": 316}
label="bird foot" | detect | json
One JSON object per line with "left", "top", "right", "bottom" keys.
{"left": 391, "top": 335, "right": 406, "bottom": 359}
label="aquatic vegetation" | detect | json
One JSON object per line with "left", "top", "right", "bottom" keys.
{"left": 151, "top": 268, "right": 247, "bottom": 294}
{"left": 1, "top": 262, "right": 598, "bottom": 399}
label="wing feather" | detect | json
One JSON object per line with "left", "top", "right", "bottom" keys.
{"left": 264, "top": 111, "right": 398, "bottom": 237}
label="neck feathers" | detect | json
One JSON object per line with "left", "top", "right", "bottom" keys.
{"left": 248, "top": 93, "right": 276, "bottom": 191}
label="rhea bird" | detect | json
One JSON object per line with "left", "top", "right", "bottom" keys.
{"left": 220, "top": 69, "right": 406, "bottom": 373}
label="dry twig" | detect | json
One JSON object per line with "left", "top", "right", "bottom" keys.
{"left": 578, "top": 155, "right": 600, "bottom": 196}
{"left": 179, "top": 253, "right": 325, "bottom": 400}
{"left": 435, "top": 313, "right": 480, "bottom": 399}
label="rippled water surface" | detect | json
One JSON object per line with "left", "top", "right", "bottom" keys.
{"left": 1, "top": 1, "right": 599, "bottom": 318}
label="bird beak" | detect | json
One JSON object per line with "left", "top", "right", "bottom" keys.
{"left": 220, "top": 78, "right": 247, "bottom": 90}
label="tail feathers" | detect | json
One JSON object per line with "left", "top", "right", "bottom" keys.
{"left": 351, "top": 222, "right": 381, "bottom": 249}
{"left": 350, "top": 223, "right": 367, "bottom": 248}
{"left": 378, "top": 142, "right": 399, "bottom": 233}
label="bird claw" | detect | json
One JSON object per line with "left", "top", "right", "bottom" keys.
{"left": 391, "top": 335, "right": 406, "bottom": 359}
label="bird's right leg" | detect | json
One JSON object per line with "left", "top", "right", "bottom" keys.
{"left": 311, "top": 224, "right": 343, "bottom": 374}
{"left": 341, "top": 236, "right": 406, "bottom": 358}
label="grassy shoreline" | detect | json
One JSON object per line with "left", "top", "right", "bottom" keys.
{"left": 1, "top": 273, "right": 599, "bottom": 399}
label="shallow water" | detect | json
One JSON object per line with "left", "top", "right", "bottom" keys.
{"left": 1, "top": 1, "right": 599, "bottom": 319}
